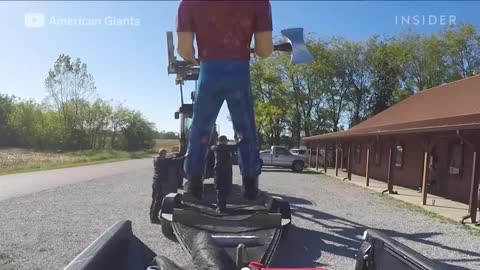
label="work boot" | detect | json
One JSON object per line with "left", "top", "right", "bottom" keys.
{"left": 242, "top": 176, "right": 259, "bottom": 201}
{"left": 186, "top": 176, "right": 203, "bottom": 200}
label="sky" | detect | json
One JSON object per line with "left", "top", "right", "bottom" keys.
{"left": 1, "top": 1, "right": 479, "bottom": 139}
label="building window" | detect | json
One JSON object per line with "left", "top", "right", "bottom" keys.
{"left": 373, "top": 143, "right": 381, "bottom": 166}
{"left": 449, "top": 143, "right": 463, "bottom": 176}
{"left": 355, "top": 144, "right": 361, "bottom": 164}
{"left": 395, "top": 144, "right": 404, "bottom": 168}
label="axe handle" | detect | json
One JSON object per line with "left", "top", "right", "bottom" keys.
{"left": 174, "top": 41, "right": 294, "bottom": 72}
{"left": 273, "top": 42, "right": 293, "bottom": 52}
{"left": 250, "top": 42, "right": 292, "bottom": 53}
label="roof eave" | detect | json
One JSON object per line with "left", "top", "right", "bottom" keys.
{"left": 302, "top": 122, "right": 480, "bottom": 143}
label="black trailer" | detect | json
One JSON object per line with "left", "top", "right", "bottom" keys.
{"left": 159, "top": 185, "right": 292, "bottom": 268}
{"left": 63, "top": 215, "right": 446, "bottom": 270}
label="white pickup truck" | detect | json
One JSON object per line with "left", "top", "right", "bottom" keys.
{"left": 259, "top": 146, "right": 305, "bottom": 172}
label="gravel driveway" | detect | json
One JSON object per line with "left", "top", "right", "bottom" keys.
{"left": 0, "top": 160, "right": 479, "bottom": 269}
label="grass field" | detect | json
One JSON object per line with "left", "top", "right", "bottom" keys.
{"left": 0, "top": 148, "right": 154, "bottom": 175}
{"left": 154, "top": 139, "right": 179, "bottom": 153}
{"left": 0, "top": 139, "right": 179, "bottom": 175}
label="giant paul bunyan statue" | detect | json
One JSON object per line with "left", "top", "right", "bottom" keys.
{"left": 175, "top": 0, "right": 313, "bottom": 202}
{"left": 176, "top": 0, "right": 275, "bottom": 201}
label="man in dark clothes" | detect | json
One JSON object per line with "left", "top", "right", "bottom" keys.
{"left": 176, "top": 0, "right": 273, "bottom": 201}
{"left": 204, "top": 130, "right": 218, "bottom": 180}
{"left": 427, "top": 155, "right": 439, "bottom": 193}
{"left": 167, "top": 151, "right": 187, "bottom": 189}
{"left": 150, "top": 149, "right": 186, "bottom": 224}
{"left": 210, "top": 136, "right": 238, "bottom": 213}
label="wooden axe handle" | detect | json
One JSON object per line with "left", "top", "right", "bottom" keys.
{"left": 250, "top": 42, "right": 292, "bottom": 53}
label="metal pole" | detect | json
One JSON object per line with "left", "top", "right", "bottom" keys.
{"left": 335, "top": 144, "right": 339, "bottom": 176}
{"left": 387, "top": 146, "right": 393, "bottom": 193}
{"left": 347, "top": 144, "right": 352, "bottom": 180}
{"left": 308, "top": 145, "right": 312, "bottom": 168}
{"left": 340, "top": 146, "right": 344, "bottom": 171}
{"left": 421, "top": 151, "right": 429, "bottom": 205}
{"left": 366, "top": 147, "right": 370, "bottom": 186}
{"left": 236, "top": 244, "right": 246, "bottom": 268}
{"left": 468, "top": 151, "right": 478, "bottom": 223}
{"left": 323, "top": 145, "right": 327, "bottom": 173}
{"left": 179, "top": 83, "right": 184, "bottom": 105}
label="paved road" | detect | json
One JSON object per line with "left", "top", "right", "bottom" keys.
{"left": 0, "top": 160, "right": 480, "bottom": 269}
{"left": 0, "top": 159, "right": 151, "bottom": 202}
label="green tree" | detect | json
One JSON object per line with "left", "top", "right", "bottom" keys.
{"left": 7, "top": 99, "right": 41, "bottom": 147}
{"left": 37, "top": 105, "right": 63, "bottom": 149}
{"left": 79, "top": 99, "right": 112, "bottom": 149}
{"left": 401, "top": 32, "right": 447, "bottom": 91}
{"left": 0, "top": 94, "right": 16, "bottom": 146}
{"left": 255, "top": 102, "right": 287, "bottom": 147}
{"left": 277, "top": 39, "right": 329, "bottom": 144}
{"left": 250, "top": 54, "right": 290, "bottom": 147}
{"left": 110, "top": 104, "right": 130, "bottom": 149}
{"left": 366, "top": 36, "right": 409, "bottom": 116}
{"left": 45, "top": 54, "right": 97, "bottom": 149}
{"left": 344, "top": 41, "right": 371, "bottom": 127}
{"left": 121, "top": 111, "right": 156, "bottom": 151}
{"left": 320, "top": 38, "right": 355, "bottom": 132}
{"left": 442, "top": 24, "right": 480, "bottom": 80}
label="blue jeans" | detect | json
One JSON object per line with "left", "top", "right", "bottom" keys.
{"left": 184, "top": 60, "right": 261, "bottom": 178}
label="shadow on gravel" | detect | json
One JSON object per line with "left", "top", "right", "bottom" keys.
{"left": 268, "top": 193, "right": 313, "bottom": 206}
{"left": 270, "top": 193, "right": 480, "bottom": 270}
{"left": 261, "top": 168, "right": 318, "bottom": 174}
{"left": 269, "top": 225, "right": 335, "bottom": 268}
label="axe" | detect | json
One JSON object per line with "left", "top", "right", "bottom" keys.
{"left": 250, "top": 27, "right": 313, "bottom": 65}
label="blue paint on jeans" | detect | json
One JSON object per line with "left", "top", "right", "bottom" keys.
{"left": 184, "top": 60, "right": 261, "bottom": 177}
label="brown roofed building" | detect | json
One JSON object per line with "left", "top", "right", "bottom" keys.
{"left": 302, "top": 74, "right": 480, "bottom": 224}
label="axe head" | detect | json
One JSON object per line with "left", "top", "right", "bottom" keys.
{"left": 281, "top": 28, "right": 313, "bottom": 65}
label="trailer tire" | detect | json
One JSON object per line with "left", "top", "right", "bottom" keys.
{"left": 292, "top": 160, "right": 304, "bottom": 173}
{"left": 267, "top": 197, "right": 291, "bottom": 239}
{"left": 279, "top": 201, "right": 291, "bottom": 239}
{"left": 160, "top": 193, "right": 182, "bottom": 240}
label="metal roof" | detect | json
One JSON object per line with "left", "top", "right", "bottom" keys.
{"left": 303, "top": 74, "right": 480, "bottom": 142}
